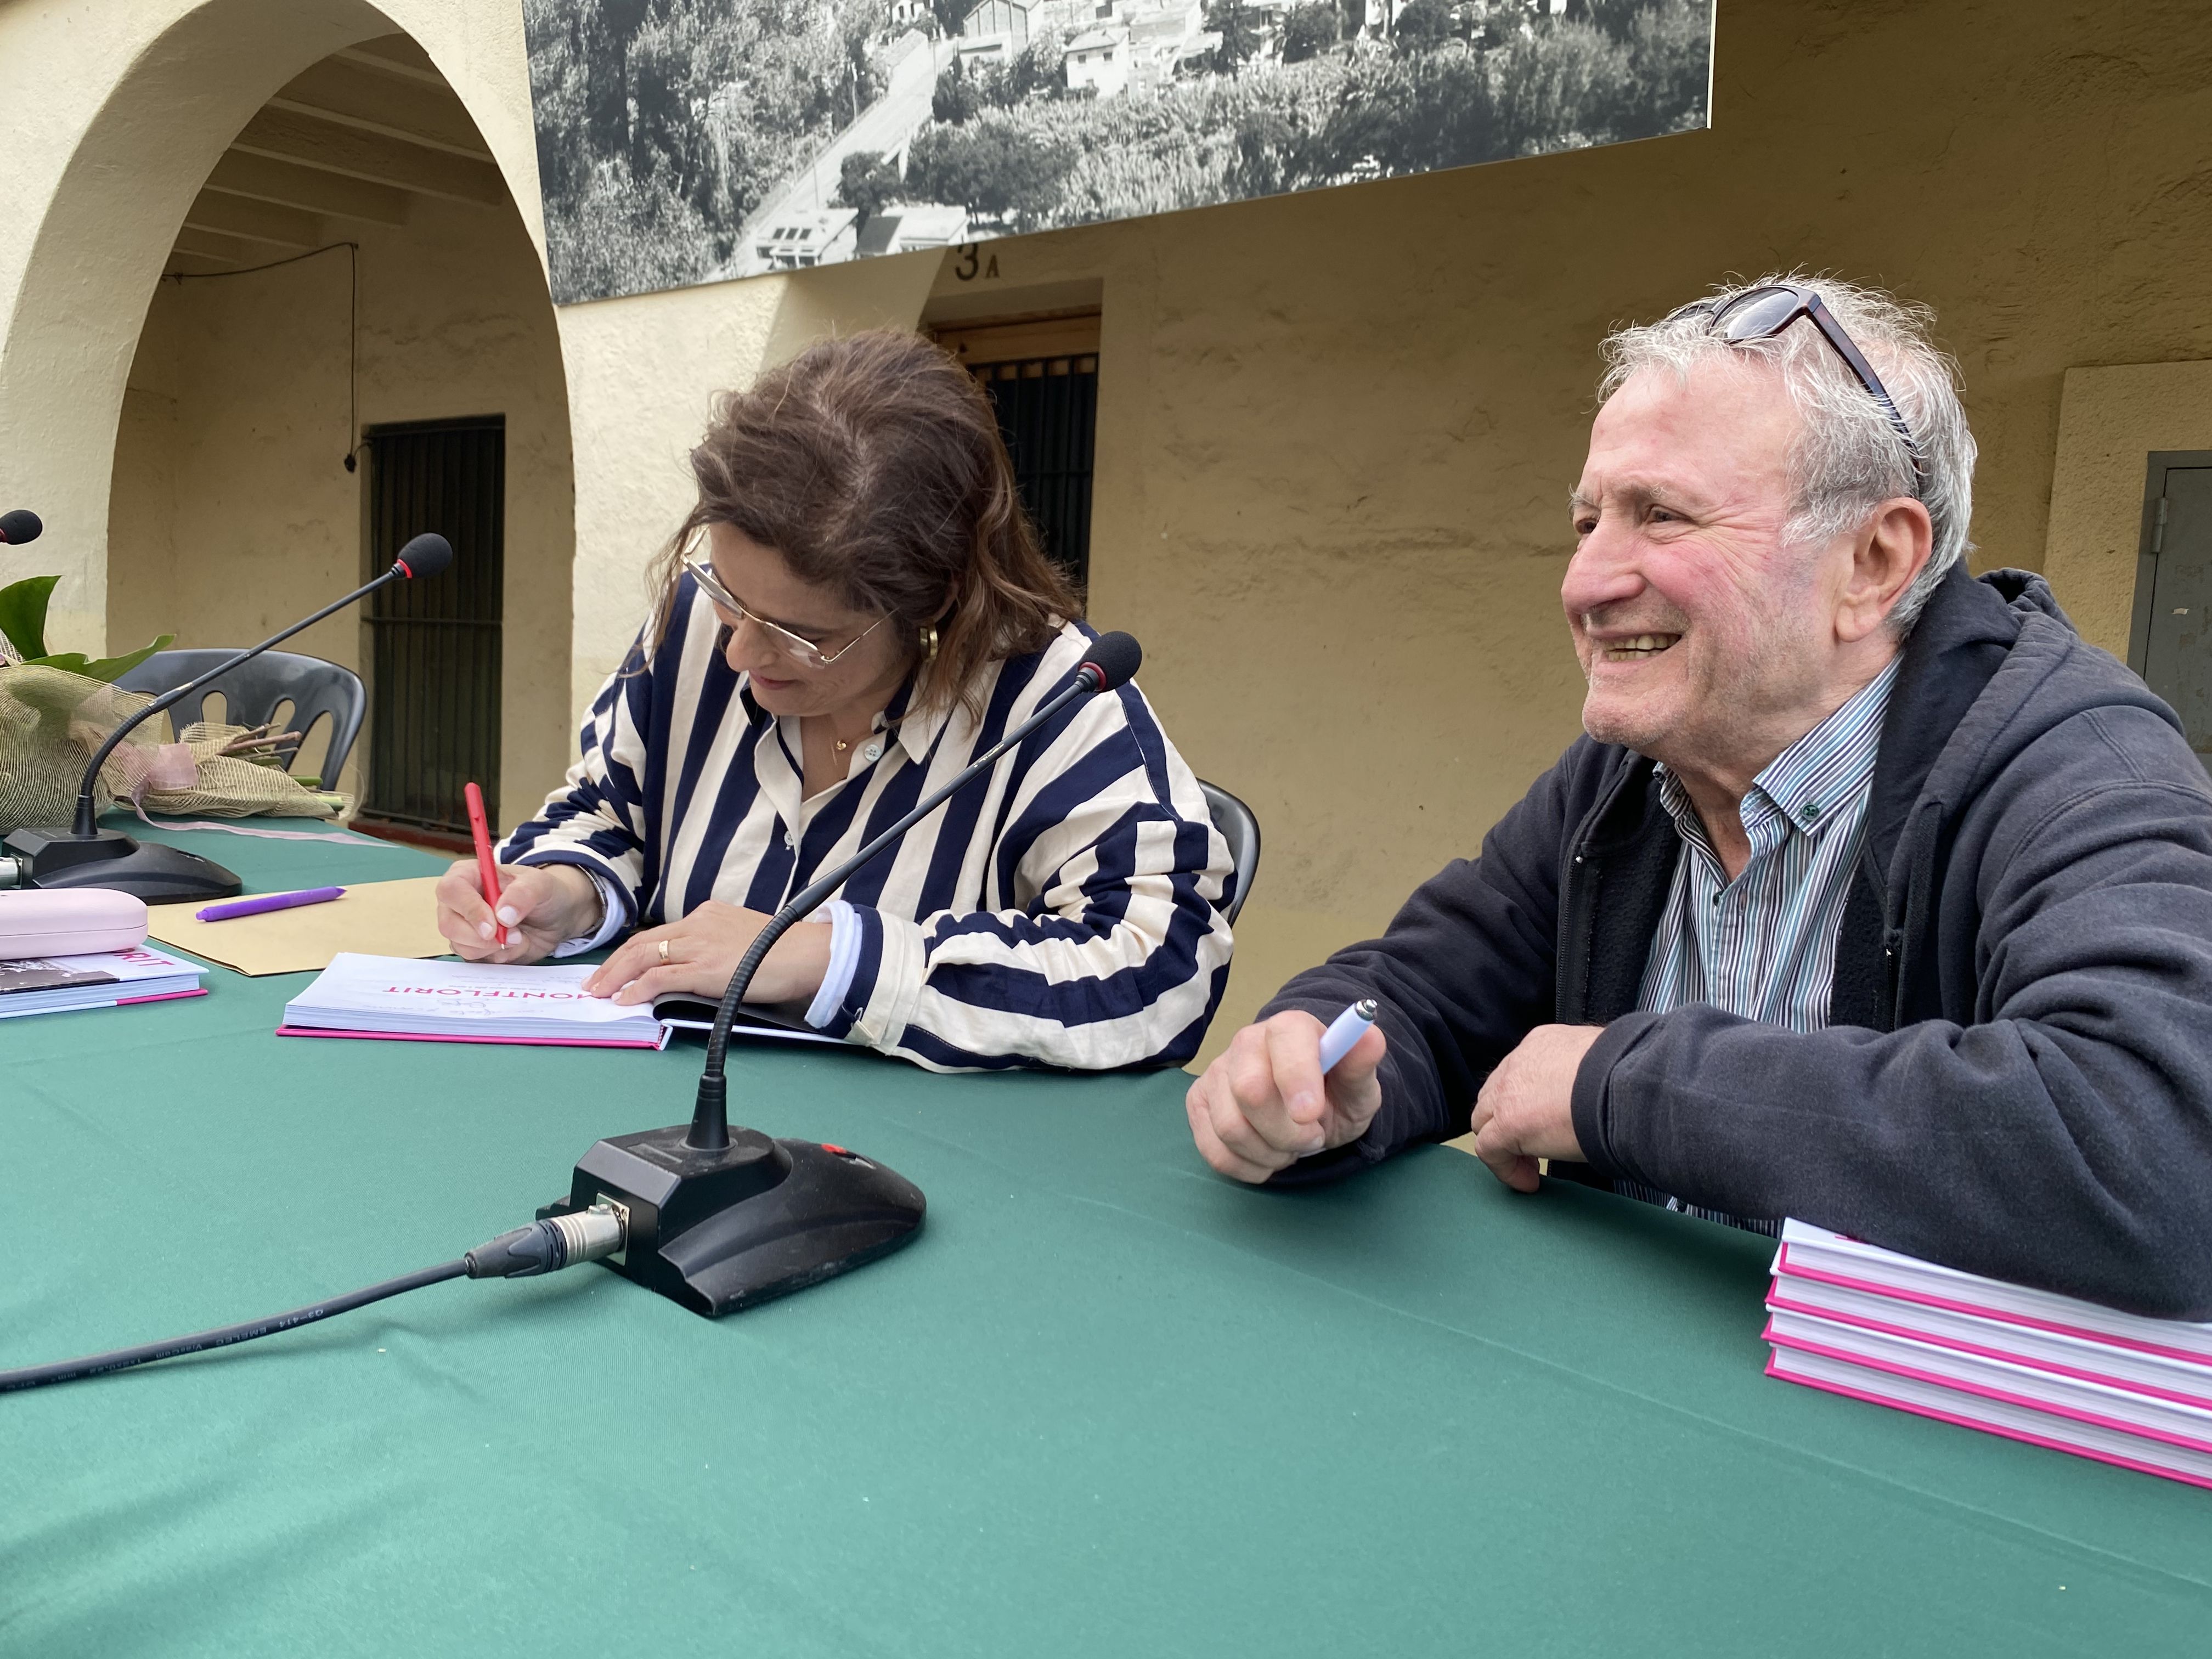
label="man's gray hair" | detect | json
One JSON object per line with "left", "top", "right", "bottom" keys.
{"left": 1597, "top": 274, "right": 1977, "bottom": 630}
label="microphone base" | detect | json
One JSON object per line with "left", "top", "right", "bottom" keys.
{"left": 3, "top": 827, "right": 242, "bottom": 904}
{"left": 539, "top": 1123, "right": 924, "bottom": 1318}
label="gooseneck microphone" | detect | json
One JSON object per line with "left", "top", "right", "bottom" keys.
{"left": 536, "top": 629, "right": 1145, "bottom": 1317}
{"left": 691, "top": 628, "right": 1143, "bottom": 1150}
{"left": 0, "top": 509, "right": 43, "bottom": 544}
{"left": 0, "top": 533, "right": 454, "bottom": 902}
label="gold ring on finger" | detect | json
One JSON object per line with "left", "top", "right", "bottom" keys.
{"left": 658, "top": 939, "right": 670, "bottom": 966}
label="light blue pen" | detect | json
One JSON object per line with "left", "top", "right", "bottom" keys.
{"left": 1317, "top": 997, "right": 1379, "bottom": 1073}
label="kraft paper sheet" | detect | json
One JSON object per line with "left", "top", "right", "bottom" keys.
{"left": 145, "top": 876, "right": 451, "bottom": 975}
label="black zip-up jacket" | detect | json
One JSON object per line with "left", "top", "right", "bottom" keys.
{"left": 1262, "top": 565, "right": 2212, "bottom": 1317}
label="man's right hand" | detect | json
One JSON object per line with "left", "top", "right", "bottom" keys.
{"left": 1185, "top": 1009, "right": 1387, "bottom": 1183}
{"left": 433, "top": 860, "right": 602, "bottom": 966}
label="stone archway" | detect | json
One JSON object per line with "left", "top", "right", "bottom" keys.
{"left": 2, "top": 0, "right": 402, "bottom": 651}
{"left": 0, "top": 0, "right": 576, "bottom": 815}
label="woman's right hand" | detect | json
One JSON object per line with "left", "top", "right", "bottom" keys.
{"left": 433, "top": 860, "right": 602, "bottom": 964}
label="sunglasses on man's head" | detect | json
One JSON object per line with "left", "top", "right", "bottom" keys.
{"left": 1670, "top": 283, "right": 1928, "bottom": 490}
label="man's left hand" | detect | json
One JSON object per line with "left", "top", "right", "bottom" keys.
{"left": 1469, "top": 1024, "right": 1602, "bottom": 1193}
{"left": 584, "top": 901, "right": 833, "bottom": 1009}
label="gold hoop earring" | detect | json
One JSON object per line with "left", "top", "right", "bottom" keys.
{"left": 921, "top": 624, "right": 939, "bottom": 664}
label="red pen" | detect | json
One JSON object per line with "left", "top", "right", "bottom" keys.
{"left": 464, "top": 781, "right": 505, "bottom": 946}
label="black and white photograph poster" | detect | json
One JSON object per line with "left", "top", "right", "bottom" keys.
{"left": 525, "top": 0, "right": 1714, "bottom": 303}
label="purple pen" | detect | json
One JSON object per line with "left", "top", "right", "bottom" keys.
{"left": 195, "top": 886, "right": 346, "bottom": 922}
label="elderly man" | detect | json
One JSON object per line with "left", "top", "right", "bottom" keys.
{"left": 1189, "top": 275, "right": 2212, "bottom": 1318}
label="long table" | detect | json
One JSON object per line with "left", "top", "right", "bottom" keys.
{"left": 4, "top": 824, "right": 2209, "bottom": 1655}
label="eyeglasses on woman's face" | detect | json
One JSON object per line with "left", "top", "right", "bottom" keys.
{"left": 684, "top": 555, "right": 891, "bottom": 671}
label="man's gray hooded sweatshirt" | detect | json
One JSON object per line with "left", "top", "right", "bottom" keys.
{"left": 1263, "top": 563, "right": 2212, "bottom": 1318}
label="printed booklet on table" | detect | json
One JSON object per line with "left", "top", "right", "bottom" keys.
{"left": 0, "top": 944, "right": 207, "bottom": 1019}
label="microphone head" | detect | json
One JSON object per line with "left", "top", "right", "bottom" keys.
{"left": 1079, "top": 631, "right": 1142, "bottom": 692}
{"left": 0, "top": 510, "right": 43, "bottom": 545}
{"left": 393, "top": 533, "right": 453, "bottom": 580}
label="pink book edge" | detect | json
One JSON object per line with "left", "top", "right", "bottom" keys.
{"left": 275, "top": 1024, "right": 668, "bottom": 1051}
{"left": 1765, "top": 1287, "right": 2212, "bottom": 1412}
{"left": 1776, "top": 1244, "right": 2212, "bottom": 1369}
{"left": 115, "top": 988, "right": 209, "bottom": 1007}
{"left": 1764, "top": 1321, "right": 2212, "bottom": 1459}
{"left": 1764, "top": 1349, "right": 2212, "bottom": 1492}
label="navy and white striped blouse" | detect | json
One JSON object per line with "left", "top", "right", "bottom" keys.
{"left": 498, "top": 576, "right": 1235, "bottom": 1071}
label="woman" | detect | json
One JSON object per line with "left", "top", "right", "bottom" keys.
{"left": 433, "top": 330, "right": 1234, "bottom": 1070}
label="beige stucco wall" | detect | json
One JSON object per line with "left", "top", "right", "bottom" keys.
{"left": 107, "top": 191, "right": 575, "bottom": 817}
{"left": 2044, "top": 362, "right": 2212, "bottom": 661}
{"left": 0, "top": 0, "right": 935, "bottom": 813}
{"left": 12, "top": 0, "right": 2212, "bottom": 1070}
{"left": 0, "top": 0, "right": 549, "bottom": 660}
{"left": 893, "top": 0, "right": 2212, "bottom": 1058}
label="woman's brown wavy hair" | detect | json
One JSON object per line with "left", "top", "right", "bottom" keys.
{"left": 646, "top": 329, "right": 1081, "bottom": 723}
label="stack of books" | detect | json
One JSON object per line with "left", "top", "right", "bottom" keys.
{"left": 1765, "top": 1220, "right": 2212, "bottom": 1488}
{"left": 0, "top": 944, "right": 207, "bottom": 1020}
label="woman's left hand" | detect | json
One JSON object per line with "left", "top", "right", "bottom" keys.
{"left": 584, "top": 901, "right": 834, "bottom": 1008}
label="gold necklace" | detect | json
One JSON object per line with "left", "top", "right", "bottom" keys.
{"left": 827, "top": 713, "right": 879, "bottom": 756}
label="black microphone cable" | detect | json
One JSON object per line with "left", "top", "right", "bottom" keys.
{"left": 0, "top": 1206, "right": 624, "bottom": 1395}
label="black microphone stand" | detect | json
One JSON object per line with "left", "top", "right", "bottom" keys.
{"left": 538, "top": 637, "right": 1140, "bottom": 1318}
{"left": 1, "top": 539, "right": 450, "bottom": 902}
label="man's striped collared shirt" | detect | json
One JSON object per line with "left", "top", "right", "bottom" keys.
{"left": 499, "top": 578, "right": 1235, "bottom": 1073}
{"left": 1617, "top": 654, "right": 1900, "bottom": 1232}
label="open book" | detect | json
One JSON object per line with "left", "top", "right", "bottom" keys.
{"left": 279, "top": 953, "right": 669, "bottom": 1048}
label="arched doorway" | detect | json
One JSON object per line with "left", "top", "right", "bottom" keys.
{"left": 1, "top": 1, "right": 574, "bottom": 833}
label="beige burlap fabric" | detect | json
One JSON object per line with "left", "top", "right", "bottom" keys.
{"left": 0, "top": 665, "right": 341, "bottom": 831}
{"left": 146, "top": 720, "right": 344, "bottom": 819}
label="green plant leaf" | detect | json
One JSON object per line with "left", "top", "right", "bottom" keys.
{"left": 75, "top": 634, "right": 173, "bottom": 683}
{"left": 19, "top": 633, "right": 172, "bottom": 682}
{"left": 0, "top": 574, "right": 58, "bottom": 659}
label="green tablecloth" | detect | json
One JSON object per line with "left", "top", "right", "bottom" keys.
{"left": 4, "top": 824, "right": 2209, "bottom": 1656}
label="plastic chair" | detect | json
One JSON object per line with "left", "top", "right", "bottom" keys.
{"left": 1197, "top": 779, "right": 1261, "bottom": 926}
{"left": 114, "top": 649, "right": 366, "bottom": 787}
